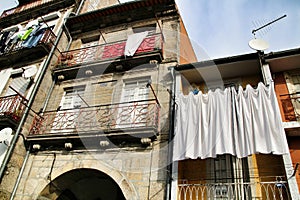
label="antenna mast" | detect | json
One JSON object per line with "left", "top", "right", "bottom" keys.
{"left": 252, "top": 14, "right": 287, "bottom": 36}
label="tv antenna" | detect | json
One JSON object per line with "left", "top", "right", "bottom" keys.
{"left": 252, "top": 14, "right": 287, "bottom": 37}
{"left": 22, "top": 65, "right": 37, "bottom": 79}
{"left": 249, "top": 14, "right": 287, "bottom": 51}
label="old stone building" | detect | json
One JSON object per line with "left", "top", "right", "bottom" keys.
{"left": 0, "top": 0, "right": 197, "bottom": 199}
{"left": 0, "top": 0, "right": 299, "bottom": 200}
{"left": 0, "top": 0, "right": 80, "bottom": 199}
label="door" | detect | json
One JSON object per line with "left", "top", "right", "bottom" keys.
{"left": 51, "top": 87, "right": 85, "bottom": 133}
{"left": 117, "top": 78, "right": 150, "bottom": 128}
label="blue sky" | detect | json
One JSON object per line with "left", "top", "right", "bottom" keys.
{"left": 1, "top": 0, "right": 300, "bottom": 60}
{"left": 176, "top": 0, "right": 300, "bottom": 60}
{"left": 0, "top": 0, "right": 18, "bottom": 14}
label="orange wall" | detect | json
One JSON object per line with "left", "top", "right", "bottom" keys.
{"left": 179, "top": 17, "right": 197, "bottom": 64}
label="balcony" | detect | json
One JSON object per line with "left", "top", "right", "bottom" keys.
{"left": 53, "top": 33, "right": 163, "bottom": 79}
{"left": 27, "top": 100, "right": 160, "bottom": 149}
{"left": 0, "top": 95, "right": 28, "bottom": 129}
{"left": 178, "top": 181, "right": 290, "bottom": 200}
{"left": 279, "top": 92, "right": 300, "bottom": 136}
{"left": 0, "top": 0, "right": 76, "bottom": 29}
{"left": 0, "top": 29, "right": 56, "bottom": 66}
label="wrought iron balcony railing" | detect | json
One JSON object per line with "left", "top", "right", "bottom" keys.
{"left": 279, "top": 93, "right": 300, "bottom": 121}
{"left": 56, "top": 33, "right": 163, "bottom": 69}
{"left": 0, "top": 94, "right": 28, "bottom": 123}
{"left": 29, "top": 100, "right": 159, "bottom": 136}
{"left": 178, "top": 181, "right": 290, "bottom": 200}
{"left": 0, "top": 29, "right": 56, "bottom": 56}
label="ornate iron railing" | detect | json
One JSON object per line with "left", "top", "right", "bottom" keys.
{"left": 0, "top": 95, "right": 28, "bottom": 122}
{"left": 29, "top": 100, "right": 159, "bottom": 135}
{"left": 177, "top": 181, "right": 290, "bottom": 200}
{"left": 0, "top": 0, "right": 54, "bottom": 18}
{"left": 56, "top": 33, "right": 163, "bottom": 68}
{"left": 279, "top": 93, "right": 300, "bottom": 121}
{"left": 0, "top": 29, "right": 56, "bottom": 56}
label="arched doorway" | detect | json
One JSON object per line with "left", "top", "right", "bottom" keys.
{"left": 38, "top": 168, "right": 126, "bottom": 200}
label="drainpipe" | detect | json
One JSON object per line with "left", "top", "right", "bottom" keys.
{"left": 64, "top": 19, "right": 73, "bottom": 51}
{"left": 41, "top": 76, "right": 56, "bottom": 113}
{"left": 165, "top": 66, "right": 176, "bottom": 200}
{"left": 75, "top": 0, "right": 85, "bottom": 15}
{"left": 66, "top": 0, "right": 85, "bottom": 51}
{"left": 0, "top": 8, "right": 73, "bottom": 185}
{"left": 9, "top": 146, "right": 30, "bottom": 200}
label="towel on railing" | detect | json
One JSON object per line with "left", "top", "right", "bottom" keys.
{"left": 124, "top": 31, "right": 148, "bottom": 56}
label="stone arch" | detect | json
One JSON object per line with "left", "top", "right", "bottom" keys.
{"left": 36, "top": 161, "right": 139, "bottom": 200}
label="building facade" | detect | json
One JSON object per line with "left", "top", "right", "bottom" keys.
{"left": 0, "top": 0, "right": 197, "bottom": 199}
{"left": 0, "top": 0, "right": 79, "bottom": 199}
{"left": 0, "top": 0, "right": 299, "bottom": 200}
{"left": 172, "top": 51, "right": 300, "bottom": 199}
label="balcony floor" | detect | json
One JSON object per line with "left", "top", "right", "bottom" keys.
{"left": 54, "top": 51, "right": 162, "bottom": 80}
{"left": 27, "top": 126, "right": 158, "bottom": 151}
{"left": 0, "top": 44, "right": 51, "bottom": 67}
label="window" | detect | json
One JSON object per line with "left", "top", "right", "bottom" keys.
{"left": 86, "top": 0, "right": 99, "bottom": 12}
{"left": 291, "top": 74, "right": 300, "bottom": 92}
{"left": 207, "top": 155, "right": 249, "bottom": 199}
{"left": 81, "top": 35, "right": 100, "bottom": 48}
{"left": 5, "top": 74, "right": 31, "bottom": 96}
{"left": 51, "top": 86, "right": 86, "bottom": 133}
{"left": 59, "top": 86, "right": 86, "bottom": 110}
{"left": 132, "top": 24, "right": 156, "bottom": 34}
{"left": 117, "top": 78, "right": 150, "bottom": 128}
{"left": 121, "top": 79, "right": 150, "bottom": 102}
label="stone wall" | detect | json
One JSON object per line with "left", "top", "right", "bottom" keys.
{"left": 14, "top": 144, "right": 168, "bottom": 199}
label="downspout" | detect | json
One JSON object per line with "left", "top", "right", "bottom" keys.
{"left": 75, "top": 0, "right": 85, "bottom": 15}
{"left": 64, "top": 21, "right": 73, "bottom": 51}
{"left": 41, "top": 76, "right": 56, "bottom": 113}
{"left": 165, "top": 66, "right": 176, "bottom": 200}
{"left": 0, "top": 8, "right": 73, "bottom": 184}
{"left": 9, "top": 146, "right": 30, "bottom": 200}
{"left": 66, "top": 0, "right": 85, "bottom": 52}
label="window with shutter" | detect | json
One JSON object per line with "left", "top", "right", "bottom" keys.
{"left": 6, "top": 76, "right": 30, "bottom": 96}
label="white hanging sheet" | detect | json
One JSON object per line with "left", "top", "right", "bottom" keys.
{"left": 124, "top": 31, "right": 148, "bottom": 56}
{"left": 173, "top": 82, "right": 289, "bottom": 161}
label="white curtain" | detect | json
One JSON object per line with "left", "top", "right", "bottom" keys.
{"left": 173, "top": 82, "right": 289, "bottom": 161}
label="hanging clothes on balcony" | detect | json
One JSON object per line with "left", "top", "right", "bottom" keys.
{"left": 124, "top": 31, "right": 148, "bottom": 56}
{"left": 173, "top": 82, "right": 289, "bottom": 161}
{"left": 21, "top": 28, "right": 33, "bottom": 41}
{"left": 0, "top": 31, "right": 10, "bottom": 53}
{"left": 22, "top": 23, "right": 47, "bottom": 48}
